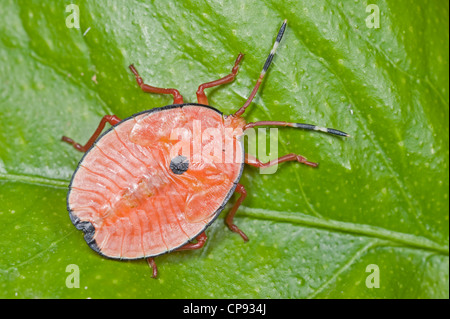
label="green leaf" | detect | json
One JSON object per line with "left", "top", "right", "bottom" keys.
{"left": 0, "top": 0, "right": 448, "bottom": 298}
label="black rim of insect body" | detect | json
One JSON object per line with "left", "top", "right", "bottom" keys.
{"left": 67, "top": 103, "right": 245, "bottom": 260}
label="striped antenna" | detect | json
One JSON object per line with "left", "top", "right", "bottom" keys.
{"left": 294, "top": 123, "right": 349, "bottom": 137}
{"left": 234, "top": 19, "right": 287, "bottom": 117}
{"left": 244, "top": 121, "right": 349, "bottom": 137}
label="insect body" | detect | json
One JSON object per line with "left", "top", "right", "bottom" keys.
{"left": 62, "top": 20, "right": 348, "bottom": 278}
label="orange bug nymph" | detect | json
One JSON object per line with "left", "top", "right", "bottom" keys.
{"left": 62, "top": 20, "right": 348, "bottom": 278}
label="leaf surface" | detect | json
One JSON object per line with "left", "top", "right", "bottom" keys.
{"left": 0, "top": 0, "right": 448, "bottom": 298}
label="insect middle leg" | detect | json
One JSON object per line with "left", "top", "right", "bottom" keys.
{"left": 61, "top": 115, "right": 122, "bottom": 152}
{"left": 196, "top": 53, "right": 244, "bottom": 105}
{"left": 225, "top": 183, "right": 249, "bottom": 242}
{"left": 129, "top": 64, "right": 184, "bottom": 104}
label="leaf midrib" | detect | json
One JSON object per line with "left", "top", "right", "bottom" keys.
{"left": 2, "top": 172, "right": 447, "bottom": 256}
{"left": 0, "top": 172, "right": 68, "bottom": 188}
{"left": 240, "top": 206, "right": 449, "bottom": 255}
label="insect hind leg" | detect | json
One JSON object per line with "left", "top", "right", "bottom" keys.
{"left": 147, "top": 257, "right": 158, "bottom": 279}
{"left": 61, "top": 115, "right": 122, "bottom": 152}
{"left": 177, "top": 232, "right": 208, "bottom": 251}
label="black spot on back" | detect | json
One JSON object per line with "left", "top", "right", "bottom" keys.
{"left": 170, "top": 155, "right": 189, "bottom": 175}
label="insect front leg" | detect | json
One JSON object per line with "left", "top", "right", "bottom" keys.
{"left": 245, "top": 153, "right": 319, "bottom": 168}
{"left": 225, "top": 183, "right": 249, "bottom": 242}
{"left": 196, "top": 53, "right": 244, "bottom": 105}
{"left": 61, "top": 115, "right": 122, "bottom": 152}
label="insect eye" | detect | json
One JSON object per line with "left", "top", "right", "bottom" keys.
{"left": 170, "top": 155, "right": 189, "bottom": 175}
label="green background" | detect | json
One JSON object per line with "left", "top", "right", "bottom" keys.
{"left": 0, "top": 0, "right": 448, "bottom": 298}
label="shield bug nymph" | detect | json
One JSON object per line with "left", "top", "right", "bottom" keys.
{"left": 62, "top": 20, "right": 348, "bottom": 278}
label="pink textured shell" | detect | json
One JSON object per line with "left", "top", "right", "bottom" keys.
{"left": 68, "top": 104, "right": 246, "bottom": 259}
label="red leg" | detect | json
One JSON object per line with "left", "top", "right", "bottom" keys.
{"left": 177, "top": 232, "right": 207, "bottom": 251}
{"left": 196, "top": 53, "right": 244, "bottom": 105}
{"left": 225, "top": 183, "right": 249, "bottom": 242}
{"left": 147, "top": 257, "right": 158, "bottom": 279}
{"left": 61, "top": 115, "right": 122, "bottom": 152}
{"left": 129, "top": 64, "right": 184, "bottom": 104}
{"left": 245, "top": 153, "right": 318, "bottom": 168}
{"left": 146, "top": 232, "right": 207, "bottom": 279}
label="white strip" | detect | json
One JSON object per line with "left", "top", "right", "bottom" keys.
{"left": 83, "top": 27, "right": 91, "bottom": 36}
{"left": 270, "top": 40, "right": 280, "bottom": 55}
{"left": 314, "top": 126, "right": 328, "bottom": 133}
